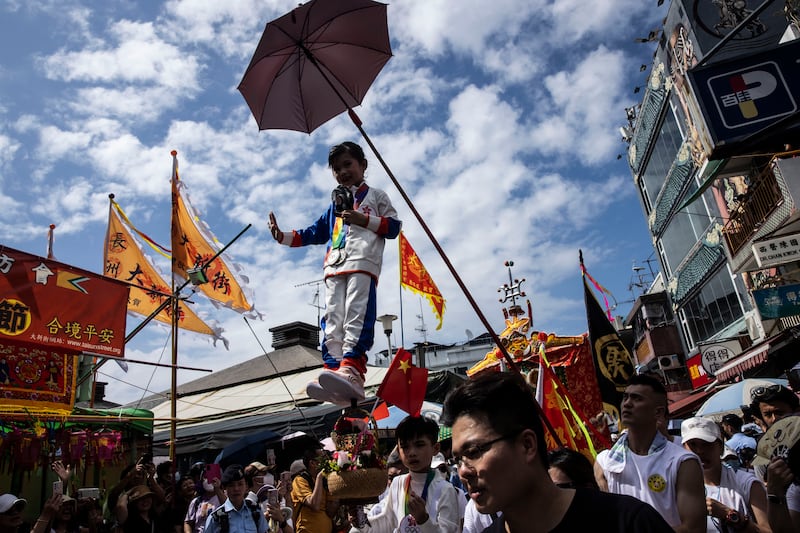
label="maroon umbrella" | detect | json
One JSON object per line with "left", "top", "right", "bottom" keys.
{"left": 238, "top": 0, "right": 522, "bottom": 378}
{"left": 238, "top": 0, "right": 391, "bottom": 133}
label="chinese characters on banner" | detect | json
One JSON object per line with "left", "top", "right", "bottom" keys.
{"left": 105, "top": 205, "right": 220, "bottom": 339}
{"left": 583, "top": 278, "right": 635, "bottom": 426}
{"left": 170, "top": 152, "right": 255, "bottom": 314}
{"left": 0, "top": 245, "right": 128, "bottom": 358}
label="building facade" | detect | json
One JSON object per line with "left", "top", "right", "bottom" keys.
{"left": 626, "top": 0, "right": 800, "bottom": 403}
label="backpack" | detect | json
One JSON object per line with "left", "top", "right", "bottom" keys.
{"left": 211, "top": 500, "right": 262, "bottom": 533}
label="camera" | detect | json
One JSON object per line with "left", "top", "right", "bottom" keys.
{"left": 331, "top": 185, "right": 354, "bottom": 216}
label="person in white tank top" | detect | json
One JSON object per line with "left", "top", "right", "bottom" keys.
{"left": 594, "top": 374, "right": 706, "bottom": 532}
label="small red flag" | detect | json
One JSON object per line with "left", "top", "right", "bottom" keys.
{"left": 372, "top": 401, "right": 391, "bottom": 421}
{"left": 377, "top": 348, "right": 428, "bottom": 417}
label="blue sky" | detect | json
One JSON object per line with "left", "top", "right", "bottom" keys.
{"left": 0, "top": 0, "right": 665, "bottom": 405}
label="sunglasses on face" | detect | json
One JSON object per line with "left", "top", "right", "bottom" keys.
{"left": 751, "top": 384, "right": 787, "bottom": 400}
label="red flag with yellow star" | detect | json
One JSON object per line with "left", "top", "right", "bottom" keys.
{"left": 399, "top": 232, "right": 445, "bottom": 330}
{"left": 377, "top": 348, "right": 428, "bottom": 417}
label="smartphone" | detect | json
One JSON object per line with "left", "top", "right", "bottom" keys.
{"left": 280, "top": 471, "right": 291, "bottom": 487}
{"left": 267, "top": 488, "right": 279, "bottom": 506}
{"left": 77, "top": 488, "right": 100, "bottom": 499}
{"left": 53, "top": 480, "right": 63, "bottom": 496}
{"left": 138, "top": 452, "right": 153, "bottom": 465}
{"left": 204, "top": 463, "right": 222, "bottom": 484}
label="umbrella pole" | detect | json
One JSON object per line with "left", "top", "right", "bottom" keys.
{"left": 346, "top": 108, "right": 518, "bottom": 372}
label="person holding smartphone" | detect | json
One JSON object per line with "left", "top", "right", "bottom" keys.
{"left": 185, "top": 464, "right": 224, "bottom": 533}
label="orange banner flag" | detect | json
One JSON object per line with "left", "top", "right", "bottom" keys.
{"left": 104, "top": 200, "right": 223, "bottom": 342}
{"left": 535, "top": 345, "right": 598, "bottom": 459}
{"left": 170, "top": 151, "right": 257, "bottom": 316}
{"left": 399, "top": 231, "right": 445, "bottom": 330}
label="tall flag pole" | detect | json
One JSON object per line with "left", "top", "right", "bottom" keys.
{"left": 398, "top": 231, "right": 445, "bottom": 330}
{"left": 46, "top": 224, "right": 56, "bottom": 260}
{"left": 170, "top": 151, "right": 259, "bottom": 317}
{"left": 580, "top": 250, "right": 635, "bottom": 430}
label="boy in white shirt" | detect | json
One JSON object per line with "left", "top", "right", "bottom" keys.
{"left": 354, "top": 416, "right": 459, "bottom": 532}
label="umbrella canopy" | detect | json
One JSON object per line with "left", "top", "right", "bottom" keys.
{"left": 238, "top": 0, "right": 392, "bottom": 133}
{"left": 695, "top": 378, "right": 789, "bottom": 418}
{"left": 214, "top": 428, "right": 281, "bottom": 468}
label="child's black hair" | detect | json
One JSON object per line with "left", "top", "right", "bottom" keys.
{"left": 328, "top": 141, "right": 367, "bottom": 167}
{"left": 395, "top": 415, "right": 439, "bottom": 445}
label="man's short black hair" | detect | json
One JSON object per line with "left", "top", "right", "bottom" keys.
{"left": 721, "top": 413, "right": 744, "bottom": 431}
{"left": 396, "top": 415, "right": 439, "bottom": 445}
{"left": 627, "top": 373, "right": 667, "bottom": 396}
{"left": 442, "top": 371, "right": 549, "bottom": 469}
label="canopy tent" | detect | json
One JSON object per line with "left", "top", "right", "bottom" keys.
{"left": 152, "top": 401, "right": 360, "bottom": 455}
{"left": 148, "top": 365, "right": 390, "bottom": 423}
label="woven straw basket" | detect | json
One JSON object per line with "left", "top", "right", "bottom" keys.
{"left": 327, "top": 467, "right": 388, "bottom": 500}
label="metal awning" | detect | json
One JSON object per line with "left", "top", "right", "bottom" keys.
{"left": 714, "top": 343, "right": 771, "bottom": 383}
{"left": 668, "top": 388, "right": 714, "bottom": 418}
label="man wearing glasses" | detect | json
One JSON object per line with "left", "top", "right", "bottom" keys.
{"left": 442, "top": 371, "right": 673, "bottom": 532}
{"left": 748, "top": 384, "right": 800, "bottom": 532}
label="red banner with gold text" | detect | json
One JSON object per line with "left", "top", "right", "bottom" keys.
{"left": 0, "top": 245, "right": 128, "bottom": 358}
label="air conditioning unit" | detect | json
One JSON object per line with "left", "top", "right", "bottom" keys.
{"left": 658, "top": 354, "right": 681, "bottom": 370}
{"left": 745, "top": 311, "right": 764, "bottom": 342}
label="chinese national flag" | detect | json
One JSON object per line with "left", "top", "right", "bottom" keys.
{"left": 170, "top": 151, "right": 256, "bottom": 315}
{"left": 399, "top": 232, "right": 445, "bottom": 329}
{"left": 377, "top": 348, "right": 428, "bottom": 417}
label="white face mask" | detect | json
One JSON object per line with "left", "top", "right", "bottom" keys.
{"left": 202, "top": 480, "right": 214, "bottom": 493}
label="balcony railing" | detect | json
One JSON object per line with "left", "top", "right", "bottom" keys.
{"left": 723, "top": 167, "right": 783, "bottom": 254}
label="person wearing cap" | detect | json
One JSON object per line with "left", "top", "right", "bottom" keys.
{"left": 751, "top": 415, "right": 800, "bottom": 533}
{"left": 0, "top": 494, "right": 27, "bottom": 533}
{"left": 205, "top": 465, "right": 268, "bottom": 533}
{"left": 680, "top": 416, "right": 770, "bottom": 532}
{"left": 116, "top": 484, "right": 168, "bottom": 533}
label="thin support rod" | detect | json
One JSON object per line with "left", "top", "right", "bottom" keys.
{"left": 243, "top": 316, "right": 320, "bottom": 440}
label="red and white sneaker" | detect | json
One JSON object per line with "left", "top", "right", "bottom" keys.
{"left": 318, "top": 366, "right": 365, "bottom": 403}
{"left": 306, "top": 379, "right": 349, "bottom": 406}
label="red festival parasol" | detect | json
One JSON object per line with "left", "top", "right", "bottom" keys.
{"left": 238, "top": 0, "right": 519, "bottom": 375}
{"left": 238, "top": 0, "right": 391, "bottom": 133}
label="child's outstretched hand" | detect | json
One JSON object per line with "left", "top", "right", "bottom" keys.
{"left": 268, "top": 212, "right": 284, "bottom": 242}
